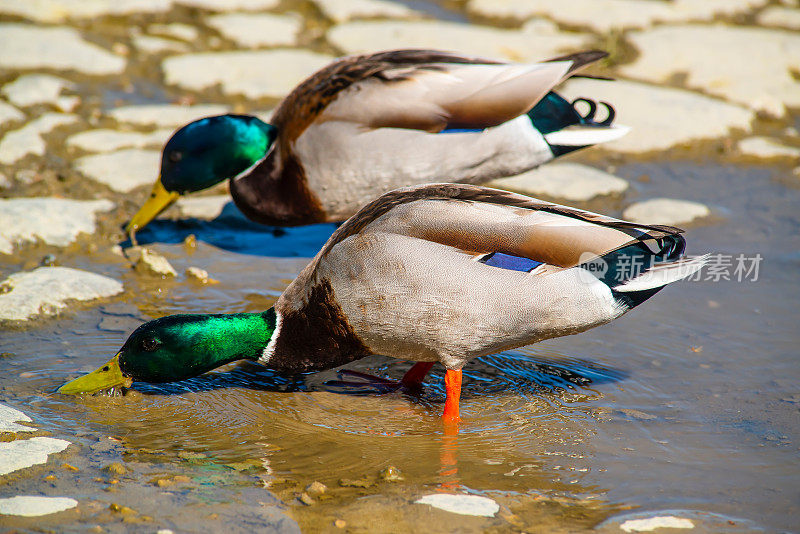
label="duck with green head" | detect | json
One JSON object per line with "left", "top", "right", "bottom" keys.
{"left": 66, "top": 184, "right": 706, "bottom": 423}
{"left": 125, "top": 49, "right": 627, "bottom": 237}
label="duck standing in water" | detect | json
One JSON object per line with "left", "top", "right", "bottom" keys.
{"left": 63, "top": 184, "right": 705, "bottom": 423}
{"left": 125, "top": 49, "right": 627, "bottom": 236}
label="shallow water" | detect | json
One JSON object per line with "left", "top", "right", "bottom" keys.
{"left": 1, "top": 0, "right": 799, "bottom": 531}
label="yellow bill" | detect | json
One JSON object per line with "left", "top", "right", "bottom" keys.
{"left": 58, "top": 354, "right": 132, "bottom": 395}
{"left": 125, "top": 177, "right": 180, "bottom": 236}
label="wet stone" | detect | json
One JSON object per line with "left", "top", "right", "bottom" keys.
{"left": 0, "top": 403, "right": 34, "bottom": 434}
{"left": 623, "top": 198, "right": 711, "bottom": 226}
{"left": 0, "top": 23, "right": 125, "bottom": 75}
{"left": 467, "top": 0, "right": 767, "bottom": 32}
{"left": 298, "top": 492, "right": 315, "bottom": 506}
{"left": 488, "top": 163, "right": 629, "bottom": 201}
{"left": 186, "top": 266, "right": 216, "bottom": 284}
{"left": 0, "top": 113, "right": 79, "bottom": 165}
{"left": 0, "top": 496, "right": 78, "bottom": 517}
{"left": 0, "top": 436, "right": 71, "bottom": 476}
{"left": 1, "top": 74, "right": 74, "bottom": 108}
{"left": 305, "top": 481, "right": 327, "bottom": 495}
{"left": 206, "top": 13, "right": 302, "bottom": 48}
{"left": 560, "top": 79, "right": 754, "bottom": 153}
{"left": 737, "top": 137, "right": 800, "bottom": 159}
{"left": 620, "top": 24, "right": 800, "bottom": 116}
{"left": 0, "top": 0, "right": 173, "bottom": 23}
{"left": 595, "top": 509, "right": 764, "bottom": 533}
{"left": 104, "top": 462, "right": 127, "bottom": 476}
{"left": 0, "top": 267, "right": 123, "bottom": 322}
{"left": 313, "top": 0, "right": 420, "bottom": 23}
{"left": 163, "top": 50, "right": 334, "bottom": 99}
{"left": 0, "top": 102, "right": 25, "bottom": 129}
{"left": 131, "top": 35, "right": 190, "bottom": 55}
{"left": 756, "top": 6, "right": 800, "bottom": 31}
{"left": 379, "top": 466, "right": 404, "bottom": 482}
{"left": 67, "top": 129, "right": 173, "bottom": 153}
{"left": 147, "top": 23, "right": 200, "bottom": 42}
{"left": 127, "top": 247, "right": 177, "bottom": 277}
{"left": 327, "top": 19, "right": 589, "bottom": 62}
{"left": 74, "top": 148, "right": 161, "bottom": 192}
{"left": 415, "top": 494, "right": 499, "bottom": 517}
{"left": 0, "top": 197, "right": 115, "bottom": 255}
{"left": 108, "top": 104, "right": 228, "bottom": 127}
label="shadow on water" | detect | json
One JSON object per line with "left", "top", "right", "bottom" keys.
{"left": 121, "top": 215, "right": 338, "bottom": 257}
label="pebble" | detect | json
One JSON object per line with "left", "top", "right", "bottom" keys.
{"left": 131, "top": 35, "right": 190, "bottom": 55}
{"left": 467, "top": 0, "right": 766, "bottom": 32}
{"left": 162, "top": 50, "right": 333, "bottom": 99}
{"left": 103, "top": 462, "right": 127, "bottom": 476}
{"left": 737, "top": 137, "right": 800, "bottom": 159}
{"left": 298, "top": 492, "right": 315, "bottom": 506}
{"left": 67, "top": 129, "right": 173, "bottom": 153}
{"left": 305, "top": 481, "right": 327, "bottom": 495}
{"left": 127, "top": 247, "right": 177, "bottom": 277}
{"left": 313, "top": 0, "right": 420, "bottom": 23}
{"left": 0, "top": 197, "right": 115, "bottom": 255}
{"left": 1, "top": 74, "right": 74, "bottom": 108}
{"left": 147, "top": 23, "right": 200, "bottom": 43}
{"left": 0, "top": 113, "right": 80, "bottom": 164}
{"left": 0, "top": 436, "right": 71, "bottom": 476}
{"left": 0, "top": 0, "right": 172, "bottom": 22}
{"left": 175, "top": 0, "right": 280, "bottom": 10}
{"left": 489, "top": 163, "right": 628, "bottom": 201}
{"left": 0, "top": 403, "right": 34, "bottom": 434}
{"left": 0, "top": 102, "right": 25, "bottom": 129}
{"left": 0, "top": 23, "right": 125, "bottom": 75}
{"left": 559, "top": 79, "right": 754, "bottom": 153}
{"left": 206, "top": 13, "right": 302, "bottom": 48}
{"left": 74, "top": 149, "right": 161, "bottom": 192}
{"left": 623, "top": 198, "right": 711, "bottom": 226}
{"left": 379, "top": 466, "right": 404, "bottom": 482}
{"left": 620, "top": 24, "right": 800, "bottom": 116}
{"left": 186, "top": 267, "right": 217, "bottom": 284}
{"left": 327, "top": 19, "right": 589, "bottom": 62}
{"left": 0, "top": 496, "right": 78, "bottom": 517}
{"left": 108, "top": 104, "right": 228, "bottom": 128}
{"left": 415, "top": 494, "right": 499, "bottom": 517}
{"left": 756, "top": 6, "right": 800, "bottom": 31}
{"left": 334, "top": 519, "right": 346, "bottom": 528}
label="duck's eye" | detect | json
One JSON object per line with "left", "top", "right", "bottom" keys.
{"left": 168, "top": 150, "right": 183, "bottom": 163}
{"left": 141, "top": 337, "right": 160, "bottom": 352}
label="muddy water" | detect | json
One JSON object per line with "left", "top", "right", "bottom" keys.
{"left": 1, "top": 1, "right": 799, "bottom": 532}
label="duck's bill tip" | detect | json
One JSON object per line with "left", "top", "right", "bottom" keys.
{"left": 124, "top": 177, "right": 180, "bottom": 235}
{"left": 57, "top": 354, "right": 132, "bottom": 395}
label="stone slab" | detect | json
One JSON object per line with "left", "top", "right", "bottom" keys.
{"left": 559, "top": 79, "right": 754, "bottom": 153}
{"left": 0, "top": 113, "right": 79, "bottom": 164}
{"left": 0, "top": 197, "right": 114, "bottom": 254}
{"left": 0, "top": 496, "right": 78, "bottom": 517}
{"left": 74, "top": 148, "right": 161, "bottom": 192}
{"left": 0, "top": 0, "right": 172, "bottom": 22}
{"left": 162, "top": 50, "right": 334, "bottom": 99}
{"left": 175, "top": 0, "right": 280, "bottom": 10}
{"left": 108, "top": 104, "right": 227, "bottom": 127}
{"left": 0, "top": 102, "right": 25, "bottom": 129}
{"left": 147, "top": 23, "right": 200, "bottom": 42}
{"left": 0, "top": 267, "right": 123, "bottom": 321}
{"left": 488, "top": 162, "right": 628, "bottom": 201}
{"left": 0, "top": 23, "right": 125, "bottom": 75}
{"left": 132, "top": 34, "right": 190, "bottom": 54}
{"left": 67, "top": 128, "right": 173, "bottom": 152}
{"left": 737, "top": 137, "right": 800, "bottom": 159}
{"left": 415, "top": 494, "right": 499, "bottom": 517}
{"left": 623, "top": 198, "right": 711, "bottom": 226}
{"left": 0, "top": 404, "right": 34, "bottom": 434}
{"left": 314, "top": 0, "right": 420, "bottom": 23}
{"left": 0, "top": 437, "right": 71, "bottom": 476}
{"left": 207, "top": 13, "right": 301, "bottom": 48}
{"left": 756, "top": 6, "right": 800, "bottom": 31}
{"left": 1, "top": 74, "right": 74, "bottom": 108}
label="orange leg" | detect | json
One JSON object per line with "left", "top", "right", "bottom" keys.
{"left": 401, "top": 362, "right": 435, "bottom": 388}
{"left": 443, "top": 369, "right": 462, "bottom": 424}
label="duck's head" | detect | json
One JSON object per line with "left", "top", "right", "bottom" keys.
{"left": 58, "top": 310, "right": 277, "bottom": 394}
{"left": 125, "top": 114, "right": 277, "bottom": 236}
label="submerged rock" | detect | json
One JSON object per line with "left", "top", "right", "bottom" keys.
{"left": 0, "top": 23, "right": 125, "bottom": 75}
{"left": 0, "top": 404, "right": 34, "bottom": 434}
{"left": 415, "top": 494, "right": 499, "bottom": 517}
{"left": 0, "top": 102, "right": 25, "bottom": 129}
{"left": 67, "top": 129, "right": 173, "bottom": 153}
{"left": 737, "top": 137, "right": 800, "bottom": 159}
{"left": 131, "top": 34, "right": 190, "bottom": 55}
{"left": 620, "top": 24, "right": 800, "bottom": 116}
{"left": 0, "top": 113, "right": 79, "bottom": 164}
{"left": 623, "top": 198, "right": 711, "bottom": 226}
{"left": 1, "top": 74, "right": 74, "bottom": 108}
{"left": 162, "top": 50, "right": 333, "bottom": 99}
{"left": 560, "top": 79, "right": 754, "bottom": 153}
{"left": 595, "top": 509, "right": 764, "bottom": 533}
{"left": 74, "top": 148, "right": 161, "bottom": 192}
{"left": 489, "top": 162, "right": 629, "bottom": 201}
{"left": 127, "top": 247, "right": 177, "bottom": 277}
{"left": 0, "top": 436, "right": 71, "bottom": 476}
{"left": 108, "top": 104, "right": 228, "bottom": 127}
{"left": 175, "top": 0, "right": 280, "bottom": 10}
{"left": 327, "top": 19, "right": 588, "bottom": 62}
{"left": 0, "top": 0, "right": 172, "bottom": 23}
{"left": 0, "top": 496, "right": 78, "bottom": 517}
{"left": 314, "top": 0, "right": 420, "bottom": 23}
{"left": 206, "top": 13, "right": 302, "bottom": 48}
{"left": 0, "top": 197, "right": 115, "bottom": 255}
{"left": 0, "top": 267, "right": 123, "bottom": 322}
{"left": 147, "top": 23, "right": 200, "bottom": 43}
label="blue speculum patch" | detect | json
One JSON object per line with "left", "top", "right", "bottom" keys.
{"left": 439, "top": 127, "right": 485, "bottom": 134}
{"left": 480, "top": 252, "right": 543, "bottom": 272}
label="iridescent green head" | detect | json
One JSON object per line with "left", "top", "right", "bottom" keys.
{"left": 125, "top": 114, "right": 277, "bottom": 235}
{"left": 58, "top": 310, "right": 277, "bottom": 394}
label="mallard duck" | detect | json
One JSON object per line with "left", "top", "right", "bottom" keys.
{"left": 63, "top": 184, "right": 705, "bottom": 423}
{"left": 125, "top": 49, "right": 627, "bottom": 236}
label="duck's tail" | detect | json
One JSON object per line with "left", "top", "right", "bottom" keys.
{"left": 528, "top": 91, "right": 629, "bottom": 157}
{"left": 580, "top": 234, "right": 708, "bottom": 309}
